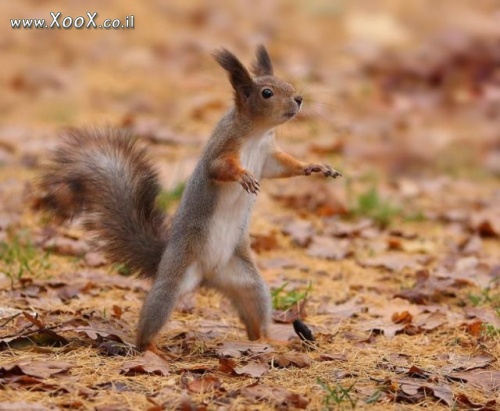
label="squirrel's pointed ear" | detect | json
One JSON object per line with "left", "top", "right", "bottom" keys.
{"left": 251, "top": 45, "right": 273, "bottom": 77}
{"left": 213, "top": 48, "right": 253, "bottom": 97}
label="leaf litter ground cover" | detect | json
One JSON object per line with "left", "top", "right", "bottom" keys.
{"left": 1, "top": 1, "right": 500, "bottom": 410}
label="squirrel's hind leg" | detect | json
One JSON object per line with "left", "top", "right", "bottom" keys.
{"left": 136, "top": 253, "right": 192, "bottom": 352}
{"left": 210, "top": 246, "right": 271, "bottom": 340}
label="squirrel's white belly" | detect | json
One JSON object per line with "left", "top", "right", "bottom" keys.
{"left": 203, "top": 132, "right": 271, "bottom": 272}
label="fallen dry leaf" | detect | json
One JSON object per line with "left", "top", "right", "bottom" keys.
{"left": 42, "top": 236, "right": 90, "bottom": 256}
{"left": 272, "top": 300, "right": 307, "bottom": 324}
{"left": 455, "top": 393, "right": 497, "bottom": 410}
{"left": 307, "top": 236, "right": 353, "bottom": 260}
{"left": 121, "top": 351, "right": 170, "bottom": 376}
{"left": 281, "top": 219, "right": 315, "bottom": 247}
{"left": 250, "top": 231, "right": 280, "bottom": 253}
{"left": 217, "top": 341, "right": 273, "bottom": 359}
{"left": 324, "top": 218, "right": 373, "bottom": 237}
{"left": 83, "top": 251, "right": 107, "bottom": 267}
{"left": 469, "top": 209, "right": 500, "bottom": 237}
{"left": 185, "top": 374, "right": 222, "bottom": 393}
{"left": 359, "top": 253, "right": 432, "bottom": 272}
{"left": 271, "top": 351, "right": 312, "bottom": 368}
{"left": 395, "top": 377, "right": 454, "bottom": 407}
{"left": 447, "top": 370, "right": 500, "bottom": 392}
{"left": 234, "top": 361, "right": 270, "bottom": 378}
{"left": 218, "top": 358, "right": 269, "bottom": 378}
{"left": 394, "top": 269, "right": 473, "bottom": 304}
{"left": 442, "top": 352, "right": 496, "bottom": 373}
{"left": 0, "top": 360, "right": 72, "bottom": 379}
{"left": 0, "top": 402, "right": 54, "bottom": 411}
{"left": 271, "top": 180, "right": 346, "bottom": 217}
{"left": 0, "top": 329, "right": 69, "bottom": 350}
{"left": 240, "top": 383, "right": 309, "bottom": 409}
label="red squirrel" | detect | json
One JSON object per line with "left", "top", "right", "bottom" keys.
{"left": 39, "top": 46, "right": 342, "bottom": 355}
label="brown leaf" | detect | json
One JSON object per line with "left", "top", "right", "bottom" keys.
{"left": 240, "top": 383, "right": 309, "bottom": 409}
{"left": 359, "top": 319, "right": 412, "bottom": 338}
{"left": 271, "top": 180, "right": 346, "bottom": 217}
{"left": 234, "top": 361, "right": 269, "bottom": 378}
{"left": 267, "top": 323, "right": 297, "bottom": 342}
{"left": 464, "top": 307, "right": 500, "bottom": 329}
{"left": 309, "top": 137, "right": 344, "bottom": 155}
{"left": 126, "top": 118, "right": 201, "bottom": 146}
{"left": 42, "top": 236, "right": 90, "bottom": 256}
{"left": 0, "top": 375, "right": 66, "bottom": 393}
{"left": 56, "top": 282, "right": 94, "bottom": 301}
{"left": 218, "top": 358, "right": 237, "bottom": 374}
{"left": 443, "top": 352, "right": 496, "bottom": 372}
{"left": 321, "top": 299, "right": 365, "bottom": 319}
{"left": 0, "top": 360, "right": 72, "bottom": 379}
{"left": 272, "top": 300, "right": 307, "bottom": 324}
{"left": 250, "top": 232, "right": 279, "bottom": 253}
{"left": 10, "top": 68, "right": 70, "bottom": 94}
{"left": 469, "top": 209, "right": 500, "bottom": 237}
{"left": 324, "top": 219, "right": 372, "bottom": 237}
{"left": 84, "top": 251, "right": 107, "bottom": 267}
{"left": 72, "top": 324, "right": 126, "bottom": 343}
{"left": 396, "top": 378, "right": 454, "bottom": 406}
{"left": 121, "top": 351, "right": 170, "bottom": 376}
{"left": 186, "top": 374, "right": 222, "bottom": 393}
{"left": 391, "top": 310, "right": 413, "bottom": 324}
{"left": 447, "top": 370, "right": 500, "bottom": 391}
{"left": 455, "top": 393, "right": 497, "bottom": 410}
{"left": 272, "top": 352, "right": 312, "bottom": 368}
{"left": 22, "top": 311, "right": 44, "bottom": 328}
{"left": 98, "top": 340, "right": 131, "bottom": 357}
{"left": 307, "top": 236, "right": 353, "bottom": 260}
{"left": 0, "top": 402, "right": 54, "bottom": 411}
{"left": 217, "top": 341, "right": 273, "bottom": 359}
{"left": 459, "top": 235, "right": 483, "bottom": 255}
{"left": 319, "top": 353, "right": 348, "bottom": 362}
{"left": 394, "top": 269, "right": 472, "bottom": 304}
{"left": 112, "top": 305, "right": 123, "bottom": 319}
{"left": 281, "top": 219, "right": 315, "bottom": 247}
{"left": 359, "top": 253, "right": 431, "bottom": 272}
{"left": 176, "top": 397, "right": 208, "bottom": 411}
{"left": 259, "top": 257, "right": 298, "bottom": 270}
{"left": 359, "top": 298, "right": 424, "bottom": 337}
{"left": 466, "top": 320, "right": 484, "bottom": 337}
{"left": 0, "top": 328, "right": 69, "bottom": 350}
{"left": 415, "top": 311, "right": 447, "bottom": 331}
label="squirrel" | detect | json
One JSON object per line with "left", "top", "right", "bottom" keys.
{"left": 39, "top": 46, "right": 342, "bottom": 355}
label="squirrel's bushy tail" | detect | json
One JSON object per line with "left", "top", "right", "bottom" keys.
{"left": 39, "top": 128, "right": 168, "bottom": 279}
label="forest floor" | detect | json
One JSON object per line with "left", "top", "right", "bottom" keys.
{"left": 0, "top": 1, "right": 499, "bottom": 410}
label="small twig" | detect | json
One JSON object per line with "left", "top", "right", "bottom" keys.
{"left": 1, "top": 318, "right": 68, "bottom": 340}
{"left": 0, "top": 312, "right": 22, "bottom": 328}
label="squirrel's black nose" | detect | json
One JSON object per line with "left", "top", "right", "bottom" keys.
{"left": 294, "top": 96, "right": 303, "bottom": 106}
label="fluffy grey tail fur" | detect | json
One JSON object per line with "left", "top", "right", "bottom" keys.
{"left": 38, "top": 128, "right": 168, "bottom": 279}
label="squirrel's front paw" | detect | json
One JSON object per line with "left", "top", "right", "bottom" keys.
{"left": 239, "top": 171, "right": 260, "bottom": 194}
{"left": 304, "top": 164, "right": 342, "bottom": 178}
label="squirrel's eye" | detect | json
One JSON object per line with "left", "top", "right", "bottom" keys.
{"left": 261, "top": 88, "right": 273, "bottom": 99}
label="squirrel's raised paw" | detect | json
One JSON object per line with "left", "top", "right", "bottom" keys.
{"left": 239, "top": 171, "right": 260, "bottom": 194}
{"left": 304, "top": 163, "right": 342, "bottom": 178}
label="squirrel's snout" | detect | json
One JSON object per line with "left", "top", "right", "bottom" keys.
{"left": 294, "top": 96, "right": 303, "bottom": 107}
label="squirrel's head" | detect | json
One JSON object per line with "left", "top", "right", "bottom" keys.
{"left": 213, "top": 46, "right": 302, "bottom": 127}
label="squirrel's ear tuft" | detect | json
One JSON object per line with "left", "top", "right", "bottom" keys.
{"left": 213, "top": 48, "right": 253, "bottom": 96}
{"left": 251, "top": 45, "right": 273, "bottom": 77}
